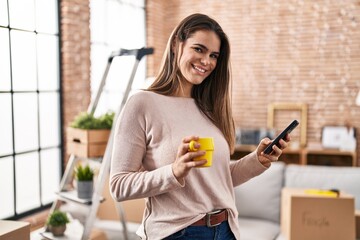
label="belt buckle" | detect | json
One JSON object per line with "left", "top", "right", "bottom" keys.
{"left": 205, "top": 209, "right": 222, "bottom": 227}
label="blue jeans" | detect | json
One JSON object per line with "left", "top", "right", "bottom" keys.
{"left": 163, "top": 221, "right": 236, "bottom": 240}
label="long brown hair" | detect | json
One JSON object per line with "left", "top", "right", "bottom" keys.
{"left": 147, "top": 13, "right": 235, "bottom": 153}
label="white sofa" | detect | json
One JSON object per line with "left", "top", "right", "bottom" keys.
{"left": 234, "top": 162, "right": 360, "bottom": 240}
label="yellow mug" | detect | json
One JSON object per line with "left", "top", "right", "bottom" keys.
{"left": 189, "top": 138, "right": 214, "bottom": 167}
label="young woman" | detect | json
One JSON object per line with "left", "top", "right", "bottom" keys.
{"left": 110, "top": 13, "right": 290, "bottom": 240}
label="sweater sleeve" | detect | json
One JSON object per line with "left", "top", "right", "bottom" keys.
{"left": 109, "top": 93, "right": 183, "bottom": 202}
{"left": 229, "top": 151, "right": 268, "bottom": 187}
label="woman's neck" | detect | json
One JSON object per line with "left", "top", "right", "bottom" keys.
{"left": 174, "top": 80, "right": 192, "bottom": 98}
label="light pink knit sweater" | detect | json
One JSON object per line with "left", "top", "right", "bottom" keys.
{"left": 110, "top": 91, "right": 267, "bottom": 239}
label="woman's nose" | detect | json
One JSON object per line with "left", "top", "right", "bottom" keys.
{"left": 200, "top": 56, "right": 210, "bottom": 65}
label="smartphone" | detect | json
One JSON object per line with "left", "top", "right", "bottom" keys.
{"left": 263, "top": 120, "right": 299, "bottom": 155}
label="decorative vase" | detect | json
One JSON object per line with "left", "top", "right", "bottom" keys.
{"left": 49, "top": 225, "right": 66, "bottom": 236}
{"left": 77, "top": 180, "right": 93, "bottom": 199}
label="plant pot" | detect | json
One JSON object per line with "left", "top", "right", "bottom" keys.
{"left": 77, "top": 180, "right": 93, "bottom": 199}
{"left": 49, "top": 225, "right": 66, "bottom": 236}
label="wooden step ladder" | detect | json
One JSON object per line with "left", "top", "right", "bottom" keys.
{"left": 42, "top": 47, "right": 153, "bottom": 240}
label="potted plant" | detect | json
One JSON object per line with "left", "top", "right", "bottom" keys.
{"left": 75, "top": 164, "right": 94, "bottom": 199}
{"left": 69, "top": 111, "right": 114, "bottom": 130}
{"left": 46, "top": 210, "right": 70, "bottom": 236}
{"left": 67, "top": 111, "right": 115, "bottom": 158}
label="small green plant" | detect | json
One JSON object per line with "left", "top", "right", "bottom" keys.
{"left": 75, "top": 164, "right": 94, "bottom": 181}
{"left": 70, "top": 111, "right": 115, "bottom": 130}
{"left": 47, "top": 210, "right": 70, "bottom": 227}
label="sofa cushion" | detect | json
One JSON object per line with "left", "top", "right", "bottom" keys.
{"left": 234, "top": 161, "right": 285, "bottom": 223}
{"left": 238, "top": 217, "right": 280, "bottom": 240}
{"left": 285, "top": 164, "right": 360, "bottom": 210}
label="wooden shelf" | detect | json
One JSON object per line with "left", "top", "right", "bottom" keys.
{"left": 232, "top": 144, "right": 357, "bottom": 167}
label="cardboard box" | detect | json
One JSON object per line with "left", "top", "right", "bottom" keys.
{"left": 281, "top": 188, "right": 355, "bottom": 240}
{"left": 0, "top": 220, "right": 30, "bottom": 240}
{"left": 89, "top": 228, "right": 107, "bottom": 240}
{"left": 67, "top": 127, "right": 110, "bottom": 158}
{"left": 356, "top": 210, "right": 360, "bottom": 238}
{"left": 97, "top": 176, "right": 145, "bottom": 223}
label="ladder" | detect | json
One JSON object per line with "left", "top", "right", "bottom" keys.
{"left": 44, "top": 47, "right": 154, "bottom": 240}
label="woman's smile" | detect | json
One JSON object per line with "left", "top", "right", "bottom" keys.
{"left": 192, "top": 64, "right": 207, "bottom": 74}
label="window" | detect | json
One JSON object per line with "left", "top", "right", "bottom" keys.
{"left": 90, "top": 0, "right": 146, "bottom": 115}
{"left": 0, "top": 0, "right": 61, "bottom": 219}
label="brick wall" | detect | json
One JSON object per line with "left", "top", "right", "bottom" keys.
{"left": 146, "top": 1, "right": 180, "bottom": 75}
{"left": 146, "top": 0, "right": 360, "bottom": 165}
{"left": 60, "top": 0, "right": 91, "bottom": 163}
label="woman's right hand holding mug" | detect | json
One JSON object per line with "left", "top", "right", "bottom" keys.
{"left": 172, "top": 136, "right": 207, "bottom": 183}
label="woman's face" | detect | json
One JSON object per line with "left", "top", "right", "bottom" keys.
{"left": 177, "top": 30, "right": 220, "bottom": 96}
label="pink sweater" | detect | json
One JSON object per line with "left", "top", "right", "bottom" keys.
{"left": 110, "top": 91, "right": 267, "bottom": 239}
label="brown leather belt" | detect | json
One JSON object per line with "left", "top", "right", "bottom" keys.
{"left": 191, "top": 209, "right": 228, "bottom": 227}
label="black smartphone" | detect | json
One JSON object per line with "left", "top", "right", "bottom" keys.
{"left": 263, "top": 120, "right": 299, "bottom": 155}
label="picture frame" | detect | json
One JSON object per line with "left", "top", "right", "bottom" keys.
{"left": 321, "top": 126, "right": 356, "bottom": 150}
{"left": 267, "top": 103, "right": 307, "bottom": 148}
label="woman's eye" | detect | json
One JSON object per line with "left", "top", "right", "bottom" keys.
{"left": 194, "top": 47, "right": 202, "bottom": 53}
{"left": 210, "top": 54, "right": 219, "bottom": 59}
